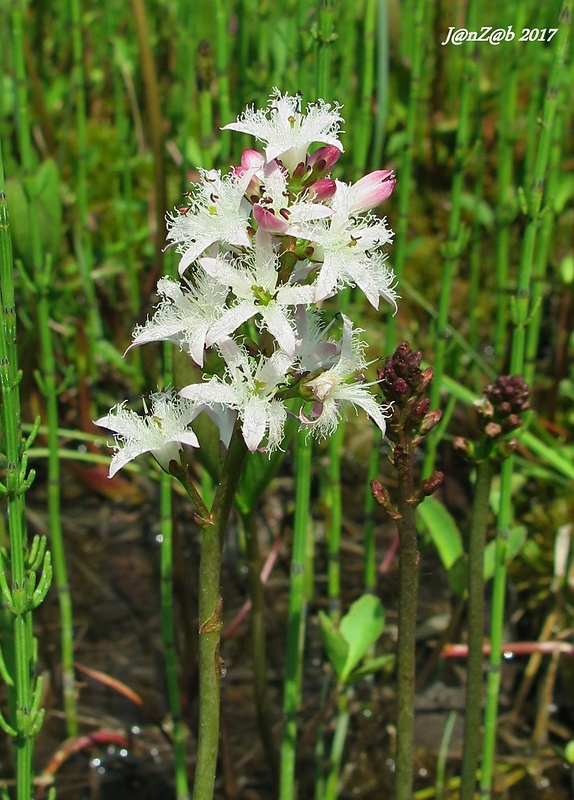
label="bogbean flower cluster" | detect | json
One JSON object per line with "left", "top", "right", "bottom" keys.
{"left": 97, "top": 90, "right": 398, "bottom": 477}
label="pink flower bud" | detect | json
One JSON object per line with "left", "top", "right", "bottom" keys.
{"left": 349, "top": 169, "right": 396, "bottom": 212}
{"left": 239, "top": 149, "right": 265, "bottom": 171}
{"left": 307, "top": 178, "right": 337, "bottom": 202}
{"left": 307, "top": 144, "right": 342, "bottom": 172}
{"left": 232, "top": 150, "right": 264, "bottom": 201}
{"left": 253, "top": 203, "right": 289, "bottom": 234}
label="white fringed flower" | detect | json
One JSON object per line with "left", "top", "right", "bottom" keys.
{"left": 301, "top": 316, "right": 392, "bottom": 438}
{"left": 222, "top": 89, "right": 344, "bottom": 172}
{"left": 201, "top": 233, "right": 314, "bottom": 356}
{"left": 167, "top": 168, "right": 255, "bottom": 276}
{"left": 181, "top": 341, "right": 293, "bottom": 452}
{"left": 95, "top": 392, "right": 201, "bottom": 477}
{"left": 128, "top": 275, "right": 229, "bottom": 367}
{"left": 291, "top": 181, "right": 397, "bottom": 311}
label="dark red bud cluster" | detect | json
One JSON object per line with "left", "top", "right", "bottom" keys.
{"left": 481, "top": 375, "right": 530, "bottom": 434}
{"left": 377, "top": 341, "right": 424, "bottom": 401}
{"left": 377, "top": 342, "right": 441, "bottom": 438}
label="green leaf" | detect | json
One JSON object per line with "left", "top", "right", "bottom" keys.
{"left": 319, "top": 596, "right": 386, "bottom": 683}
{"left": 348, "top": 654, "right": 395, "bottom": 683}
{"left": 448, "top": 555, "right": 468, "bottom": 597}
{"left": 339, "top": 595, "right": 385, "bottom": 682}
{"left": 418, "top": 495, "right": 464, "bottom": 571}
{"left": 318, "top": 611, "right": 349, "bottom": 679}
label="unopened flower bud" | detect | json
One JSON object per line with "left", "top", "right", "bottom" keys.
{"left": 474, "top": 397, "right": 494, "bottom": 418}
{"left": 370, "top": 480, "right": 401, "bottom": 520}
{"left": 348, "top": 169, "right": 396, "bottom": 213}
{"left": 307, "top": 144, "right": 342, "bottom": 173}
{"left": 484, "top": 375, "right": 530, "bottom": 418}
{"left": 233, "top": 149, "right": 264, "bottom": 200}
{"left": 408, "top": 470, "right": 444, "bottom": 506}
{"left": 498, "top": 438, "right": 518, "bottom": 458}
{"left": 453, "top": 436, "right": 473, "bottom": 458}
{"left": 502, "top": 414, "right": 522, "bottom": 432}
{"left": 420, "top": 409, "right": 442, "bottom": 434}
{"left": 414, "top": 397, "right": 431, "bottom": 418}
{"left": 393, "top": 378, "right": 409, "bottom": 395}
{"left": 420, "top": 471, "right": 444, "bottom": 497}
{"left": 419, "top": 367, "right": 434, "bottom": 393}
{"left": 485, "top": 421, "right": 502, "bottom": 438}
{"left": 308, "top": 177, "right": 337, "bottom": 202}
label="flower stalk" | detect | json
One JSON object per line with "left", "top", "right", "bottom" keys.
{"left": 192, "top": 427, "right": 248, "bottom": 800}
{"left": 454, "top": 375, "right": 530, "bottom": 800}
{"left": 371, "top": 343, "right": 442, "bottom": 800}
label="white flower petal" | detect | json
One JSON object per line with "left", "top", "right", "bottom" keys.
{"left": 95, "top": 393, "right": 201, "bottom": 477}
{"left": 242, "top": 398, "right": 269, "bottom": 451}
{"left": 166, "top": 168, "right": 254, "bottom": 274}
{"left": 260, "top": 305, "right": 298, "bottom": 355}
{"left": 223, "top": 89, "right": 344, "bottom": 172}
{"left": 206, "top": 302, "right": 257, "bottom": 347}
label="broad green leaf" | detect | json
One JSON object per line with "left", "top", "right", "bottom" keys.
{"left": 318, "top": 611, "right": 349, "bottom": 680}
{"left": 339, "top": 595, "right": 385, "bottom": 682}
{"left": 446, "top": 526, "right": 527, "bottom": 597}
{"left": 448, "top": 555, "right": 467, "bottom": 597}
{"left": 418, "top": 495, "right": 463, "bottom": 571}
{"left": 348, "top": 654, "right": 395, "bottom": 683}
